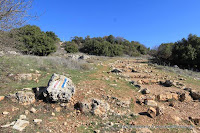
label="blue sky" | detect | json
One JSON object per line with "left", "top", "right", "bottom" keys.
{"left": 29, "top": 0, "right": 200, "bottom": 48}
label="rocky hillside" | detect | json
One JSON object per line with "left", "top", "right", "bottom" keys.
{"left": 0, "top": 54, "right": 200, "bottom": 133}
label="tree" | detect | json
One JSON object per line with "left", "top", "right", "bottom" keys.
{"left": 0, "top": 0, "right": 34, "bottom": 30}
{"left": 15, "top": 25, "right": 57, "bottom": 56}
{"left": 172, "top": 34, "right": 199, "bottom": 68}
{"left": 157, "top": 43, "right": 174, "bottom": 61}
{"left": 64, "top": 41, "right": 79, "bottom": 53}
{"left": 46, "top": 31, "right": 59, "bottom": 42}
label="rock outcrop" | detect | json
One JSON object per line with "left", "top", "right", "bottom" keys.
{"left": 75, "top": 99, "right": 110, "bottom": 117}
{"left": 6, "top": 91, "right": 35, "bottom": 105}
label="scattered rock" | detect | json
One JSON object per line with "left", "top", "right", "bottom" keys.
{"left": 157, "top": 93, "right": 178, "bottom": 101}
{"left": 139, "top": 88, "right": 150, "bottom": 94}
{"left": 79, "top": 55, "right": 90, "bottom": 60}
{"left": 147, "top": 107, "right": 157, "bottom": 118}
{"left": 110, "top": 84, "right": 117, "bottom": 87}
{"left": 144, "top": 100, "right": 157, "bottom": 107}
{"left": 33, "top": 119, "right": 42, "bottom": 124}
{"left": 75, "top": 99, "right": 110, "bottom": 117}
{"left": 12, "top": 119, "right": 29, "bottom": 131}
{"left": 55, "top": 107, "right": 62, "bottom": 112}
{"left": 14, "top": 73, "right": 41, "bottom": 81}
{"left": 189, "top": 117, "right": 200, "bottom": 125}
{"left": 91, "top": 99, "right": 110, "bottom": 117}
{"left": 74, "top": 101, "right": 91, "bottom": 113}
{"left": 94, "top": 130, "right": 100, "bottom": 133}
{"left": 116, "top": 100, "right": 130, "bottom": 108}
{"left": 16, "top": 91, "right": 36, "bottom": 105}
{"left": 134, "top": 84, "right": 141, "bottom": 89}
{"left": 111, "top": 68, "right": 122, "bottom": 73}
{"left": 30, "top": 107, "right": 37, "bottom": 113}
{"left": 22, "top": 88, "right": 32, "bottom": 91}
{"left": 2, "top": 111, "right": 9, "bottom": 115}
{"left": 190, "top": 90, "right": 200, "bottom": 100}
{"left": 179, "top": 93, "right": 192, "bottom": 102}
{"left": 0, "top": 96, "right": 5, "bottom": 101}
{"left": 173, "top": 116, "right": 181, "bottom": 122}
{"left": 19, "top": 115, "right": 27, "bottom": 120}
{"left": 51, "top": 112, "right": 55, "bottom": 116}
{"left": 131, "top": 69, "right": 137, "bottom": 73}
{"left": 1, "top": 121, "right": 16, "bottom": 128}
{"left": 156, "top": 106, "right": 164, "bottom": 116}
{"left": 24, "top": 110, "right": 29, "bottom": 115}
{"left": 138, "top": 79, "right": 158, "bottom": 85}
{"left": 169, "top": 102, "right": 175, "bottom": 107}
{"left": 43, "top": 73, "right": 75, "bottom": 102}
{"left": 63, "top": 122, "right": 67, "bottom": 126}
{"left": 184, "top": 88, "right": 192, "bottom": 92}
{"left": 160, "top": 80, "right": 173, "bottom": 87}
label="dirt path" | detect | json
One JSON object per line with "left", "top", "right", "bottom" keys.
{"left": 0, "top": 57, "right": 199, "bottom": 133}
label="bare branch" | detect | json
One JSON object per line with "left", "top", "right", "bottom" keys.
{"left": 0, "top": 0, "right": 35, "bottom": 30}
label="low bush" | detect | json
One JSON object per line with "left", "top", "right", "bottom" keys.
{"left": 13, "top": 25, "right": 58, "bottom": 56}
{"left": 64, "top": 41, "right": 79, "bottom": 53}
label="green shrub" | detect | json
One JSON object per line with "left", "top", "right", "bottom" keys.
{"left": 157, "top": 43, "right": 174, "bottom": 61}
{"left": 46, "top": 31, "right": 60, "bottom": 42}
{"left": 15, "top": 25, "right": 57, "bottom": 56}
{"left": 153, "top": 34, "right": 200, "bottom": 69}
{"left": 81, "top": 40, "right": 123, "bottom": 57}
{"left": 65, "top": 41, "right": 79, "bottom": 53}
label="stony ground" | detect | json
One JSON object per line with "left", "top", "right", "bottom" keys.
{"left": 0, "top": 54, "right": 200, "bottom": 133}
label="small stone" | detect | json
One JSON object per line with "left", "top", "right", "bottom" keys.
{"left": 33, "top": 119, "right": 42, "bottom": 124}
{"left": 63, "top": 122, "right": 67, "bottom": 126}
{"left": 144, "top": 100, "right": 157, "bottom": 107}
{"left": 190, "top": 90, "right": 200, "bottom": 100}
{"left": 22, "top": 88, "right": 32, "bottom": 91}
{"left": 109, "top": 122, "right": 114, "bottom": 126}
{"left": 51, "top": 112, "right": 55, "bottom": 116}
{"left": 13, "top": 119, "right": 29, "bottom": 131}
{"left": 140, "top": 88, "right": 150, "bottom": 94}
{"left": 189, "top": 117, "right": 200, "bottom": 125}
{"left": 16, "top": 91, "right": 36, "bottom": 105}
{"left": 25, "top": 110, "right": 29, "bottom": 115}
{"left": 94, "top": 130, "right": 100, "bottom": 133}
{"left": 35, "top": 70, "right": 40, "bottom": 74}
{"left": 0, "top": 96, "right": 5, "bottom": 101}
{"left": 2, "top": 111, "right": 9, "bottom": 115}
{"left": 1, "top": 121, "right": 16, "bottom": 128}
{"left": 111, "top": 68, "right": 122, "bottom": 73}
{"left": 55, "top": 107, "right": 62, "bottom": 112}
{"left": 19, "top": 115, "right": 26, "bottom": 120}
{"left": 173, "top": 116, "right": 181, "bottom": 122}
{"left": 60, "top": 103, "right": 67, "bottom": 107}
{"left": 147, "top": 107, "right": 157, "bottom": 118}
{"left": 30, "top": 107, "right": 37, "bottom": 113}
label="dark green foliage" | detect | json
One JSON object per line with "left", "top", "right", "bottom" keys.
{"left": 65, "top": 41, "right": 79, "bottom": 53}
{"left": 14, "top": 25, "right": 57, "bottom": 56}
{"left": 171, "top": 34, "right": 200, "bottom": 69}
{"left": 154, "top": 34, "right": 200, "bottom": 70}
{"left": 46, "top": 31, "right": 60, "bottom": 42}
{"left": 65, "top": 35, "right": 147, "bottom": 57}
{"left": 81, "top": 40, "right": 123, "bottom": 57}
{"left": 131, "top": 41, "right": 148, "bottom": 55}
{"left": 157, "top": 43, "right": 174, "bottom": 61}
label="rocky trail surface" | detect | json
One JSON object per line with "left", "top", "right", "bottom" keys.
{"left": 0, "top": 55, "right": 200, "bottom": 133}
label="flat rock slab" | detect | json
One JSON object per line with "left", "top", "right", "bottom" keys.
{"left": 12, "top": 119, "right": 29, "bottom": 131}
